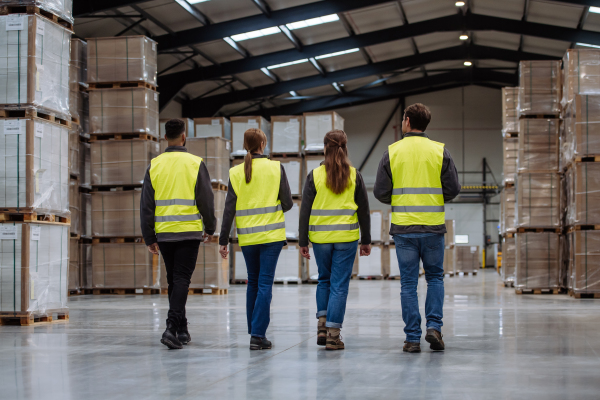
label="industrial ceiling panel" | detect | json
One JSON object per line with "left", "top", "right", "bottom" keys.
{"left": 270, "top": 62, "right": 320, "bottom": 81}
{"left": 424, "top": 60, "right": 466, "bottom": 71}
{"left": 239, "top": 33, "right": 296, "bottom": 56}
{"left": 138, "top": 1, "right": 204, "bottom": 33}
{"left": 338, "top": 76, "right": 383, "bottom": 92}
{"left": 476, "top": 59, "right": 519, "bottom": 69}
{"left": 158, "top": 54, "right": 210, "bottom": 76}
{"left": 291, "top": 21, "right": 349, "bottom": 46}
{"left": 194, "top": 40, "right": 245, "bottom": 64}
{"left": 583, "top": 12, "right": 600, "bottom": 33}
{"left": 192, "top": 0, "right": 262, "bottom": 24}
{"left": 521, "top": 36, "right": 571, "bottom": 57}
{"left": 526, "top": 1, "right": 583, "bottom": 29}
{"left": 183, "top": 80, "right": 233, "bottom": 100}
{"left": 219, "top": 101, "right": 260, "bottom": 116}
{"left": 267, "top": 0, "right": 322, "bottom": 11}
{"left": 265, "top": 97, "right": 301, "bottom": 108}
{"left": 230, "top": 80, "right": 250, "bottom": 91}
{"left": 344, "top": 2, "right": 403, "bottom": 34}
{"left": 402, "top": 0, "right": 458, "bottom": 24}
{"left": 414, "top": 32, "right": 463, "bottom": 53}
{"left": 366, "top": 39, "right": 417, "bottom": 63}
{"left": 75, "top": 17, "right": 132, "bottom": 38}
{"left": 470, "top": 0, "right": 523, "bottom": 20}
{"left": 234, "top": 69, "right": 278, "bottom": 88}
{"left": 386, "top": 70, "right": 427, "bottom": 83}
{"left": 297, "top": 85, "right": 339, "bottom": 97}
{"left": 317, "top": 51, "right": 368, "bottom": 73}
{"left": 472, "top": 31, "right": 520, "bottom": 51}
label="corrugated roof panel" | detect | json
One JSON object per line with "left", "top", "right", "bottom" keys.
{"left": 267, "top": 0, "right": 321, "bottom": 11}
{"left": 344, "top": 2, "right": 403, "bottom": 34}
{"left": 182, "top": 80, "right": 232, "bottom": 99}
{"left": 366, "top": 39, "right": 416, "bottom": 63}
{"left": 476, "top": 60, "right": 519, "bottom": 69}
{"left": 234, "top": 69, "right": 277, "bottom": 87}
{"left": 338, "top": 75, "right": 383, "bottom": 92}
{"left": 239, "top": 33, "right": 296, "bottom": 56}
{"left": 297, "top": 85, "right": 339, "bottom": 97}
{"left": 471, "top": 0, "right": 523, "bottom": 20}
{"left": 191, "top": 0, "right": 262, "bottom": 24}
{"left": 402, "top": 0, "right": 457, "bottom": 24}
{"left": 472, "top": 31, "right": 520, "bottom": 51}
{"left": 194, "top": 40, "right": 245, "bottom": 64}
{"left": 424, "top": 60, "right": 466, "bottom": 71}
{"left": 527, "top": 1, "right": 583, "bottom": 29}
{"left": 521, "top": 36, "right": 570, "bottom": 57}
{"left": 270, "top": 62, "right": 320, "bottom": 81}
{"left": 138, "top": 1, "right": 203, "bottom": 33}
{"left": 414, "top": 32, "right": 462, "bottom": 53}
{"left": 158, "top": 54, "right": 210, "bottom": 76}
{"left": 219, "top": 101, "right": 260, "bottom": 116}
{"left": 386, "top": 70, "right": 426, "bottom": 83}
{"left": 583, "top": 12, "right": 600, "bottom": 33}
{"left": 317, "top": 51, "right": 368, "bottom": 73}
{"left": 291, "top": 21, "right": 349, "bottom": 45}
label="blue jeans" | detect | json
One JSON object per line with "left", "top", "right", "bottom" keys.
{"left": 313, "top": 241, "right": 358, "bottom": 328}
{"left": 241, "top": 241, "right": 285, "bottom": 338}
{"left": 393, "top": 233, "right": 444, "bottom": 343}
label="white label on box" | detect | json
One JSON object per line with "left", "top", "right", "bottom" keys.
{"left": 470, "top": 246, "right": 477, "bottom": 252}
{"left": 152, "top": 42, "right": 156, "bottom": 51}
{"left": 6, "top": 15, "right": 24, "bottom": 31}
{"left": 31, "top": 226, "right": 41, "bottom": 241}
{"left": 153, "top": 93, "right": 158, "bottom": 101}
{"left": 36, "top": 21, "right": 45, "bottom": 36}
{"left": 135, "top": 288, "right": 143, "bottom": 294}
{"left": 212, "top": 119, "right": 221, "bottom": 125}
{"left": 4, "top": 120, "right": 21, "bottom": 135}
{"left": 35, "top": 122, "right": 43, "bottom": 138}
{"left": 226, "top": 142, "right": 231, "bottom": 150}
{"left": 0, "top": 225, "right": 17, "bottom": 240}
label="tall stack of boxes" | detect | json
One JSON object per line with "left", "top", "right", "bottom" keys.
{"left": 357, "top": 211, "right": 384, "bottom": 278}
{"left": 443, "top": 220, "right": 456, "bottom": 275}
{"left": 0, "top": 8, "right": 73, "bottom": 323}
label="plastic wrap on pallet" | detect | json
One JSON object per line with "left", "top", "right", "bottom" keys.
{"left": 445, "top": 219, "right": 455, "bottom": 247}
{"left": 517, "top": 118, "right": 559, "bottom": 172}
{"left": 79, "top": 242, "right": 91, "bottom": 288}
{"left": 0, "top": 14, "right": 70, "bottom": 117}
{"left": 503, "top": 137, "right": 518, "bottom": 184}
{"left": 78, "top": 91, "right": 89, "bottom": 134}
{"left": 568, "top": 230, "right": 600, "bottom": 293}
{"left": 455, "top": 246, "right": 479, "bottom": 273}
{"left": 0, "top": 222, "right": 68, "bottom": 313}
{"left": 80, "top": 192, "right": 90, "bottom": 237}
{"left": 159, "top": 118, "right": 193, "bottom": 139}
{"left": 562, "top": 49, "right": 600, "bottom": 109}
{"left": 0, "top": 0, "right": 74, "bottom": 24}
{"left": 358, "top": 245, "right": 382, "bottom": 276}
{"left": 563, "top": 95, "right": 600, "bottom": 165}
{"left": 87, "top": 36, "right": 157, "bottom": 86}
{"left": 501, "top": 236, "right": 516, "bottom": 284}
{"left": 69, "top": 39, "right": 87, "bottom": 121}
{"left": 559, "top": 233, "right": 569, "bottom": 289}
{"left": 502, "top": 87, "right": 520, "bottom": 133}
{"left": 518, "top": 61, "right": 561, "bottom": 116}
{"left": 160, "top": 242, "right": 228, "bottom": 290}
{"left": 68, "top": 237, "right": 79, "bottom": 290}
{"left": 516, "top": 172, "right": 561, "bottom": 228}
{"left": 0, "top": 118, "right": 69, "bottom": 215}
{"left": 230, "top": 116, "right": 270, "bottom": 156}
{"left": 232, "top": 243, "right": 246, "bottom": 280}
{"left": 284, "top": 200, "right": 300, "bottom": 240}
{"left": 387, "top": 245, "right": 399, "bottom": 277}
{"left": 271, "top": 116, "right": 302, "bottom": 153}
{"left": 304, "top": 155, "right": 325, "bottom": 178}
{"left": 303, "top": 111, "right": 344, "bottom": 151}
{"left": 213, "top": 188, "right": 226, "bottom": 237}
{"left": 194, "top": 117, "right": 231, "bottom": 140}
{"left": 370, "top": 210, "right": 383, "bottom": 243}
{"left": 275, "top": 157, "right": 302, "bottom": 196}
{"left": 89, "top": 88, "right": 159, "bottom": 137}
{"left": 69, "top": 178, "right": 79, "bottom": 235}
{"left": 90, "top": 139, "right": 158, "bottom": 186}
{"left": 500, "top": 187, "right": 516, "bottom": 234}
{"left": 79, "top": 141, "right": 90, "bottom": 187}
{"left": 91, "top": 242, "right": 157, "bottom": 289}
{"left": 515, "top": 231, "right": 560, "bottom": 289}
{"left": 275, "top": 244, "right": 301, "bottom": 281}
{"left": 566, "top": 162, "right": 600, "bottom": 225}
{"left": 68, "top": 126, "right": 79, "bottom": 176}
{"left": 443, "top": 246, "right": 455, "bottom": 275}
{"left": 91, "top": 190, "right": 141, "bottom": 237}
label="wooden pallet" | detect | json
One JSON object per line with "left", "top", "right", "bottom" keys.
{"left": 160, "top": 288, "right": 228, "bottom": 295}
{"left": 516, "top": 227, "right": 561, "bottom": 233}
{"left": 89, "top": 133, "right": 158, "bottom": 142}
{"left": 568, "top": 225, "right": 600, "bottom": 232}
{"left": 232, "top": 279, "right": 248, "bottom": 285}
{"left": 274, "top": 280, "right": 301, "bottom": 285}
{"left": 357, "top": 275, "right": 384, "bottom": 280}
{"left": 574, "top": 155, "right": 600, "bottom": 163}
{"left": 0, "top": 5, "right": 73, "bottom": 31}
{"left": 211, "top": 182, "right": 227, "bottom": 191}
{"left": 304, "top": 150, "right": 325, "bottom": 156}
{"left": 518, "top": 114, "right": 560, "bottom": 120}
{"left": 270, "top": 152, "right": 302, "bottom": 158}
{"left": 503, "top": 181, "right": 515, "bottom": 189}
{"left": 515, "top": 288, "right": 561, "bottom": 295}
{"left": 454, "top": 271, "right": 478, "bottom": 276}
{"left": 70, "top": 233, "right": 80, "bottom": 239}
{"left": 86, "top": 288, "right": 159, "bottom": 295}
{"left": 444, "top": 272, "right": 455, "bottom": 277}
{"left": 68, "top": 289, "right": 85, "bottom": 296}
{"left": 0, "top": 311, "right": 69, "bottom": 326}
{"left": 569, "top": 290, "right": 600, "bottom": 299}
{"left": 292, "top": 194, "right": 302, "bottom": 200}
{"left": 0, "top": 210, "right": 70, "bottom": 225}
{"left": 388, "top": 275, "right": 401, "bottom": 280}
{"left": 91, "top": 185, "right": 141, "bottom": 192}
{"left": 503, "top": 131, "right": 519, "bottom": 138}
{"left": 92, "top": 237, "right": 145, "bottom": 244}
{"left": 503, "top": 232, "right": 516, "bottom": 238}
{"left": 0, "top": 108, "right": 71, "bottom": 128}
{"left": 88, "top": 81, "right": 157, "bottom": 91}
{"left": 71, "top": 116, "right": 80, "bottom": 125}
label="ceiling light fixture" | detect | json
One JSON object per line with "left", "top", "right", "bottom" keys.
{"left": 187, "top": 0, "right": 210, "bottom": 3}
{"left": 589, "top": 6, "right": 600, "bottom": 13}
{"left": 455, "top": 1, "right": 465, "bottom": 6}
{"left": 464, "top": 61, "right": 472, "bottom": 66}
{"left": 315, "top": 48, "right": 359, "bottom": 60}
{"left": 286, "top": 14, "right": 339, "bottom": 30}
{"left": 576, "top": 42, "right": 600, "bottom": 49}
{"left": 231, "top": 26, "right": 281, "bottom": 42}
{"left": 267, "top": 59, "right": 309, "bottom": 69}
{"left": 459, "top": 34, "right": 469, "bottom": 40}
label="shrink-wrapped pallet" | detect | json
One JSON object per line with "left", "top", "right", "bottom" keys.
{"left": 455, "top": 246, "right": 479, "bottom": 273}
{"left": 232, "top": 243, "right": 246, "bottom": 280}
{"left": 443, "top": 245, "right": 455, "bottom": 275}
{"left": 445, "top": 219, "right": 455, "bottom": 247}
{"left": 69, "top": 178, "right": 78, "bottom": 235}
{"left": 230, "top": 116, "right": 270, "bottom": 156}
{"left": 78, "top": 91, "right": 89, "bottom": 134}
{"left": 500, "top": 187, "right": 516, "bottom": 234}
{"left": 275, "top": 157, "right": 302, "bottom": 196}
{"left": 566, "top": 162, "right": 600, "bottom": 225}
{"left": 80, "top": 192, "right": 90, "bottom": 237}
{"left": 0, "top": 14, "right": 70, "bottom": 117}
{"left": 0, "top": 0, "right": 74, "bottom": 24}
{"left": 284, "top": 199, "right": 300, "bottom": 240}
{"left": 91, "top": 242, "right": 158, "bottom": 288}
{"left": 68, "top": 237, "right": 79, "bottom": 291}
{"left": 562, "top": 49, "right": 600, "bottom": 109}
{"left": 503, "top": 137, "right": 518, "bottom": 184}
{"left": 89, "top": 88, "right": 159, "bottom": 137}
{"left": 304, "top": 155, "right": 324, "bottom": 179}
{"left": 357, "top": 245, "right": 382, "bottom": 277}
{"left": 213, "top": 188, "right": 226, "bottom": 237}
{"left": 68, "top": 126, "right": 79, "bottom": 176}
{"left": 194, "top": 117, "right": 231, "bottom": 139}
{"left": 563, "top": 95, "right": 600, "bottom": 165}
{"left": 502, "top": 87, "right": 519, "bottom": 133}
{"left": 79, "top": 242, "right": 91, "bottom": 288}
{"left": 388, "top": 244, "right": 399, "bottom": 278}
{"left": 518, "top": 118, "right": 559, "bottom": 172}
{"left": 275, "top": 244, "right": 302, "bottom": 281}
{"left": 569, "top": 230, "right": 600, "bottom": 294}
{"left": 91, "top": 190, "right": 141, "bottom": 237}
{"left": 518, "top": 61, "right": 561, "bottom": 116}
{"left": 0, "top": 222, "right": 68, "bottom": 314}
{"left": 69, "top": 38, "right": 87, "bottom": 121}
{"left": 159, "top": 118, "right": 194, "bottom": 139}
{"left": 304, "top": 111, "right": 344, "bottom": 151}
{"left": 87, "top": 36, "right": 157, "bottom": 86}
{"left": 79, "top": 141, "right": 90, "bottom": 187}
{"left": 271, "top": 116, "right": 302, "bottom": 154}
{"left": 369, "top": 210, "right": 383, "bottom": 243}
{"left": 515, "top": 231, "right": 560, "bottom": 289}
{"left": 501, "top": 236, "right": 516, "bottom": 284}
{"left": 0, "top": 117, "right": 69, "bottom": 215}
{"left": 516, "top": 172, "right": 560, "bottom": 228}
{"left": 90, "top": 139, "right": 158, "bottom": 186}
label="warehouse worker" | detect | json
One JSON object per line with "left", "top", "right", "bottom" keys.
{"left": 299, "top": 130, "right": 371, "bottom": 351}
{"left": 374, "top": 103, "right": 460, "bottom": 353}
{"left": 140, "top": 119, "right": 216, "bottom": 350}
{"left": 219, "top": 128, "right": 293, "bottom": 350}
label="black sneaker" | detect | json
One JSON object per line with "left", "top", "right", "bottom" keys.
{"left": 250, "top": 336, "right": 272, "bottom": 350}
{"left": 178, "top": 323, "right": 191, "bottom": 345}
{"left": 403, "top": 341, "right": 421, "bottom": 353}
{"left": 161, "top": 322, "right": 183, "bottom": 350}
{"left": 425, "top": 329, "right": 445, "bottom": 351}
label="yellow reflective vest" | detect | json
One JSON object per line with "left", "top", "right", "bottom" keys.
{"left": 389, "top": 136, "right": 445, "bottom": 226}
{"left": 150, "top": 151, "right": 204, "bottom": 234}
{"left": 308, "top": 165, "right": 359, "bottom": 243}
{"left": 230, "top": 158, "right": 286, "bottom": 246}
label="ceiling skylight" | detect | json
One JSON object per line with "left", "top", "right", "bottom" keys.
{"left": 231, "top": 26, "right": 282, "bottom": 42}
{"left": 286, "top": 14, "right": 339, "bottom": 30}
{"left": 315, "top": 48, "right": 359, "bottom": 60}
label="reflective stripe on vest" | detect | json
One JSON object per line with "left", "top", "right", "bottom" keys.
{"left": 150, "top": 151, "right": 204, "bottom": 234}
{"left": 230, "top": 158, "right": 286, "bottom": 246}
{"left": 308, "top": 165, "right": 359, "bottom": 244}
{"left": 389, "top": 136, "right": 445, "bottom": 226}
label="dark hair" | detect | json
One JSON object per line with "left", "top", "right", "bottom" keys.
{"left": 404, "top": 103, "right": 431, "bottom": 132}
{"left": 243, "top": 128, "right": 267, "bottom": 184}
{"left": 323, "top": 130, "right": 351, "bottom": 195}
{"left": 165, "top": 119, "right": 185, "bottom": 140}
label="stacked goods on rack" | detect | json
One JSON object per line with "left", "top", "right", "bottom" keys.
{"left": 518, "top": 61, "right": 561, "bottom": 116}
{"left": 303, "top": 111, "right": 344, "bottom": 153}
{"left": 0, "top": 0, "right": 74, "bottom": 29}
{"left": 444, "top": 220, "right": 455, "bottom": 276}
{"left": 503, "top": 136, "right": 518, "bottom": 185}
{"left": 271, "top": 116, "right": 302, "bottom": 156}
{"left": 230, "top": 116, "right": 270, "bottom": 156}
{"left": 455, "top": 246, "right": 479, "bottom": 275}
{"left": 501, "top": 235, "right": 516, "bottom": 287}
{"left": 515, "top": 232, "right": 561, "bottom": 294}
{"left": 194, "top": 117, "right": 231, "bottom": 139}
{"left": 358, "top": 211, "right": 384, "bottom": 278}
{"left": 502, "top": 87, "right": 520, "bottom": 136}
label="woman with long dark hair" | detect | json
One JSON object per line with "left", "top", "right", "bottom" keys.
{"left": 299, "top": 129, "right": 371, "bottom": 350}
{"left": 219, "top": 128, "right": 293, "bottom": 350}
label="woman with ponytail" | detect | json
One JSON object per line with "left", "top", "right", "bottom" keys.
{"left": 219, "top": 128, "right": 293, "bottom": 350}
{"left": 299, "top": 129, "right": 371, "bottom": 350}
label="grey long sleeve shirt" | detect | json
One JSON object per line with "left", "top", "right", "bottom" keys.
{"left": 219, "top": 154, "right": 294, "bottom": 246}
{"left": 299, "top": 166, "right": 371, "bottom": 247}
{"left": 140, "top": 146, "right": 217, "bottom": 245}
{"left": 373, "top": 132, "right": 461, "bottom": 235}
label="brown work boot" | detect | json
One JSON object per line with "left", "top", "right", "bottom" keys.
{"left": 425, "top": 328, "right": 445, "bottom": 351}
{"left": 317, "top": 316, "right": 327, "bottom": 346}
{"left": 326, "top": 327, "right": 344, "bottom": 350}
{"left": 403, "top": 341, "right": 421, "bottom": 353}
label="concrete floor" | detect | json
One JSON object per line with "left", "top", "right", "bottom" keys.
{"left": 2, "top": 269, "right": 600, "bottom": 399}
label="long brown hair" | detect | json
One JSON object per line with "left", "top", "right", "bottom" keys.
{"left": 243, "top": 128, "right": 267, "bottom": 183}
{"left": 324, "top": 130, "right": 351, "bottom": 194}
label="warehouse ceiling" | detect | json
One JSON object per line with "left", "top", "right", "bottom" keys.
{"left": 74, "top": 0, "right": 598, "bottom": 117}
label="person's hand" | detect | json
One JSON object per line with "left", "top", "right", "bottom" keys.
{"left": 300, "top": 246, "right": 310, "bottom": 260}
{"left": 202, "top": 232, "right": 211, "bottom": 243}
{"left": 219, "top": 245, "right": 229, "bottom": 259}
{"left": 360, "top": 244, "right": 371, "bottom": 256}
{"left": 147, "top": 243, "right": 159, "bottom": 255}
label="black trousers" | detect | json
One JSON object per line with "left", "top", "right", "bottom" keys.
{"left": 158, "top": 240, "right": 200, "bottom": 329}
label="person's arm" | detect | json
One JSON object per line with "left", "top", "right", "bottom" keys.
{"left": 278, "top": 164, "right": 294, "bottom": 212}
{"left": 299, "top": 171, "right": 317, "bottom": 247}
{"left": 441, "top": 147, "right": 461, "bottom": 202}
{"left": 196, "top": 161, "right": 216, "bottom": 235}
{"left": 373, "top": 151, "right": 393, "bottom": 205}
{"left": 140, "top": 165, "right": 157, "bottom": 246}
{"left": 219, "top": 181, "right": 237, "bottom": 246}
{"left": 354, "top": 171, "right": 371, "bottom": 245}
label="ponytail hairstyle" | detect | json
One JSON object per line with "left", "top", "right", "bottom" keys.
{"left": 243, "top": 128, "right": 268, "bottom": 183}
{"left": 323, "top": 129, "right": 351, "bottom": 195}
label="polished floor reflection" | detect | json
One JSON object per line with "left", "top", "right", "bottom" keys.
{"left": 2, "top": 269, "right": 600, "bottom": 399}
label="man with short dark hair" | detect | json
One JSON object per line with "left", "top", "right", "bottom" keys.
{"left": 374, "top": 103, "right": 460, "bottom": 353}
{"left": 141, "top": 118, "right": 216, "bottom": 349}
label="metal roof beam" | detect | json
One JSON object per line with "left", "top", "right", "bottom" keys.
{"left": 73, "top": 0, "right": 154, "bottom": 17}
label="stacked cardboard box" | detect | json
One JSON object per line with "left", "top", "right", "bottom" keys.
{"left": 230, "top": 116, "right": 270, "bottom": 156}
{"left": 518, "top": 61, "right": 561, "bottom": 116}
{"left": 91, "top": 140, "right": 158, "bottom": 186}
{"left": 159, "top": 118, "right": 194, "bottom": 139}
{"left": 502, "top": 88, "right": 520, "bottom": 134}
{"left": 515, "top": 232, "right": 561, "bottom": 290}
{"left": 500, "top": 187, "right": 516, "bottom": 234}
{"left": 357, "top": 245, "right": 383, "bottom": 277}
{"left": 0, "top": 0, "right": 75, "bottom": 26}
{"left": 503, "top": 137, "right": 518, "bottom": 185}
{"left": 303, "top": 111, "right": 344, "bottom": 152}
{"left": 444, "top": 220, "right": 455, "bottom": 274}
{"left": 271, "top": 116, "right": 302, "bottom": 154}
{"left": 194, "top": 117, "right": 231, "bottom": 140}
{"left": 501, "top": 236, "right": 516, "bottom": 286}
{"left": 90, "top": 242, "right": 158, "bottom": 289}
{"left": 518, "top": 119, "right": 560, "bottom": 173}
{"left": 455, "top": 246, "right": 479, "bottom": 274}
{"left": 567, "top": 230, "right": 600, "bottom": 296}
{"left": 562, "top": 50, "right": 600, "bottom": 111}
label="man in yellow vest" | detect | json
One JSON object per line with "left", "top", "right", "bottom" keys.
{"left": 141, "top": 119, "right": 216, "bottom": 350}
{"left": 374, "top": 103, "right": 460, "bottom": 353}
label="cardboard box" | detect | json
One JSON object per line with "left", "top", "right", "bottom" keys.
{"left": 516, "top": 172, "right": 561, "bottom": 228}
{"left": 69, "top": 237, "right": 80, "bottom": 291}
{"left": 87, "top": 36, "right": 157, "bottom": 85}
{"left": 566, "top": 162, "right": 600, "bottom": 225}
{"left": 387, "top": 244, "right": 399, "bottom": 278}
{"left": 503, "top": 137, "right": 518, "bottom": 184}
{"left": 502, "top": 87, "right": 519, "bottom": 133}
{"left": 194, "top": 117, "right": 231, "bottom": 140}
{"left": 518, "top": 61, "right": 561, "bottom": 116}
{"left": 232, "top": 243, "right": 246, "bottom": 280}
{"left": 79, "top": 242, "right": 92, "bottom": 288}
{"left": 0, "top": 117, "right": 69, "bottom": 215}
{"left": 501, "top": 236, "right": 516, "bottom": 284}
{"left": 369, "top": 210, "right": 383, "bottom": 243}
{"left": 230, "top": 116, "right": 271, "bottom": 156}
{"left": 159, "top": 118, "right": 194, "bottom": 139}
{"left": 273, "top": 157, "right": 302, "bottom": 196}
{"left": 69, "top": 38, "right": 87, "bottom": 121}
{"left": 303, "top": 111, "right": 344, "bottom": 151}
{"left": 357, "top": 244, "right": 382, "bottom": 277}
{"left": 568, "top": 230, "right": 600, "bottom": 293}
{"left": 275, "top": 244, "right": 302, "bottom": 281}
{"left": 515, "top": 232, "right": 560, "bottom": 289}
{"left": 303, "top": 155, "right": 324, "bottom": 187}
{"left": 445, "top": 219, "right": 455, "bottom": 247}
{"left": 0, "top": 15, "right": 71, "bottom": 117}
{"left": 271, "top": 115, "right": 302, "bottom": 154}
{"left": 0, "top": 222, "right": 69, "bottom": 314}
{"left": 500, "top": 187, "right": 516, "bottom": 234}
{"left": 79, "top": 141, "right": 91, "bottom": 187}
{"left": 518, "top": 118, "right": 559, "bottom": 172}
{"left": 89, "top": 87, "right": 159, "bottom": 137}
{"left": 455, "top": 246, "right": 479, "bottom": 273}
{"left": 91, "top": 242, "right": 158, "bottom": 288}
{"left": 90, "top": 139, "right": 158, "bottom": 186}
{"left": 69, "top": 179, "right": 79, "bottom": 236}
{"left": 443, "top": 246, "right": 456, "bottom": 275}
{"left": 78, "top": 91, "right": 90, "bottom": 134}
{"left": 69, "top": 127, "right": 80, "bottom": 177}
{"left": 563, "top": 95, "right": 600, "bottom": 165}
{"left": 80, "top": 192, "right": 91, "bottom": 237}
{"left": 91, "top": 190, "right": 142, "bottom": 237}
{"left": 213, "top": 188, "right": 226, "bottom": 236}
{"left": 562, "top": 49, "right": 600, "bottom": 109}
{"left": 284, "top": 199, "right": 301, "bottom": 241}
